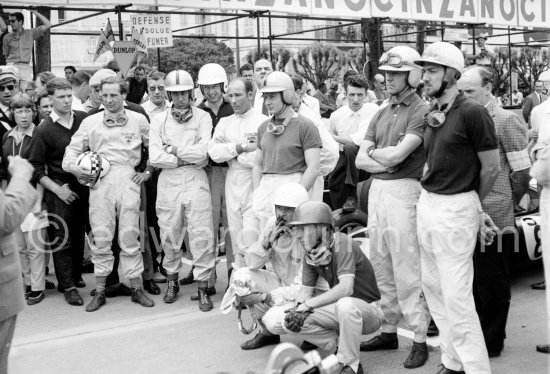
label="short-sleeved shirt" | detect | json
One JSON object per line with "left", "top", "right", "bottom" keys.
{"left": 257, "top": 113, "right": 322, "bottom": 174}
{"left": 3, "top": 27, "right": 46, "bottom": 64}
{"left": 302, "top": 233, "right": 381, "bottom": 304}
{"left": 421, "top": 93, "right": 498, "bottom": 195}
{"left": 365, "top": 90, "right": 428, "bottom": 180}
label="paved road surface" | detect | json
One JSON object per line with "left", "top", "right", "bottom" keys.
{"left": 8, "top": 259, "right": 549, "bottom": 374}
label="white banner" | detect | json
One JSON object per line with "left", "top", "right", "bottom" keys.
{"left": 130, "top": 14, "right": 173, "bottom": 48}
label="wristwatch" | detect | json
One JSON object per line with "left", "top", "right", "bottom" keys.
{"left": 145, "top": 170, "right": 151, "bottom": 176}
{"left": 241, "top": 142, "right": 248, "bottom": 152}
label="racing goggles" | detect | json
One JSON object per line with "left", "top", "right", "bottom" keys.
{"left": 171, "top": 107, "right": 193, "bottom": 123}
{"left": 266, "top": 113, "right": 294, "bottom": 136}
{"left": 424, "top": 110, "right": 447, "bottom": 128}
{"left": 103, "top": 112, "right": 128, "bottom": 127}
{"left": 379, "top": 52, "right": 419, "bottom": 69}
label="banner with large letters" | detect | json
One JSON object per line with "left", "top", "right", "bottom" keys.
{"left": 3, "top": 0, "right": 549, "bottom": 28}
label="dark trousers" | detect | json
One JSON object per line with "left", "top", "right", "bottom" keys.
{"left": 0, "top": 315, "right": 17, "bottom": 374}
{"left": 44, "top": 186, "right": 88, "bottom": 291}
{"left": 328, "top": 144, "right": 366, "bottom": 209}
{"left": 473, "top": 232, "right": 512, "bottom": 353}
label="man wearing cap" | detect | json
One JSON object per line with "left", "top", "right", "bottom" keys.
{"left": 0, "top": 66, "right": 18, "bottom": 141}
{"left": 356, "top": 46, "right": 430, "bottom": 369}
{"left": 63, "top": 76, "right": 155, "bottom": 312}
{"left": 465, "top": 34, "right": 496, "bottom": 67}
{"left": 266, "top": 201, "right": 383, "bottom": 374}
{"left": 328, "top": 75, "right": 379, "bottom": 211}
{"left": 2, "top": 11, "right": 51, "bottom": 90}
{"left": 29, "top": 78, "right": 88, "bottom": 307}
{"left": 415, "top": 42, "right": 500, "bottom": 374}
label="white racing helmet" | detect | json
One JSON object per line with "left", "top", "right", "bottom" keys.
{"left": 272, "top": 183, "right": 309, "bottom": 208}
{"left": 197, "top": 63, "right": 228, "bottom": 92}
{"left": 415, "top": 41, "right": 465, "bottom": 76}
{"left": 261, "top": 71, "right": 295, "bottom": 105}
{"left": 76, "top": 151, "right": 111, "bottom": 188}
{"left": 165, "top": 70, "right": 194, "bottom": 92}
{"left": 379, "top": 46, "right": 422, "bottom": 88}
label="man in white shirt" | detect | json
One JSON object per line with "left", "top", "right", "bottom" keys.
{"left": 141, "top": 70, "right": 170, "bottom": 118}
{"left": 208, "top": 77, "right": 267, "bottom": 272}
{"left": 328, "top": 74, "right": 379, "bottom": 211}
{"left": 70, "top": 71, "right": 90, "bottom": 112}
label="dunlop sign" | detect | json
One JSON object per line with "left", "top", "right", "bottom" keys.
{"left": 112, "top": 41, "right": 138, "bottom": 78}
{"left": 131, "top": 15, "right": 173, "bottom": 48}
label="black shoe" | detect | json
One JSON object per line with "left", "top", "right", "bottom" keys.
{"left": 342, "top": 197, "right": 357, "bottom": 213}
{"left": 300, "top": 341, "right": 318, "bottom": 351}
{"left": 24, "top": 285, "right": 31, "bottom": 299}
{"left": 86, "top": 290, "right": 106, "bottom": 312}
{"left": 131, "top": 287, "right": 155, "bottom": 307}
{"left": 240, "top": 330, "right": 280, "bottom": 350}
{"left": 191, "top": 285, "right": 216, "bottom": 300}
{"left": 404, "top": 342, "right": 428, "bottom": 368}
{"left": 91, "top": 283, "right": 133, "bottom": 298}
{"left": 75, "top": 278, "right": 86, "bottom": 288}
{"left": 179, "top": 266, "right": 195, "bottom": 285}
{"left": 488, "top": 350, "right": 501, "bottom": 358}
{"left": 163, "top": 279, "right": 180, "bottom": 304}
{"left": 536, "top": 344, "right": 550, "bottom": 354}
{"left": 64, "top": 289, "right": 84, "bottom": 306}
{"left": 531, "top": 280, "right": 546, "bottom": 290}
{"left": 45, "top": 280, "right": 56, "bottom": 290}
{"left": 45, "top": 266, "right": 50, "bottom": 276}
{"left": 197, "top": 287, "right": 213, "bottom": 312}
{"left": 340, "top": 363, "right": 364, "bottom": 374}
{"left": 427, "top": 319, "right": 439, "bottom": 337}
{"left": 81, "top": 262, "right": 94, "bottom": 273}
{"left": 27, "top": 291, "right": 45, "bottom": 305}
{"left": 143, "top": 279, "right": 161, "bottom": 295}
{"left": 360, "top": 333, "right": 398, "bottom": 351}
{"left": 435, "top": 364, "right": 465, "bottom": 374}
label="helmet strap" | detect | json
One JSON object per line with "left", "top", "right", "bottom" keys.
{"left": 433, "top": 67, "right": 448, "bottom": 99}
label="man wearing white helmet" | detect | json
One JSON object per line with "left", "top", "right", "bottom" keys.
{"left": 356, "top": 46, "right": 430, "bottom": 369}
{"left": 149, "top": 69, "right": 216, "bottom": 312}
{"left": 415, "top": 42, "right": 500, "bottom": 374}
{"left": 220, "top": 183, "right": 310, "bottom": 350}
{"left": 289, "top": 74, "right": 339, "bottom": 201}
{"left": 187, "top": 63, "right": 234, "bottom": 293}
{"left": 208, "top": 78, "right": 267, "bottom": 275}
{"left": 529, "top": 70, "right": 550, "bottom": 354}
{"left": 63, "top": 76, "right": 155, "bottom": 312}
{"left": 328, "top": 74, "right": 379, "bottom": 211}
{"left": 251, "top": 71, "right": 321, "bottom": 235}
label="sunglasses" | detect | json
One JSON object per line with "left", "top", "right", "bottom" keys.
{"left": 149, "top": 86, "right": 165, "bottom": 92}
{"left": 9, "top": 19, "right": 18, "bottom": 23}
{"left": 0, "top": 84, "right": 15, "bottom": 92}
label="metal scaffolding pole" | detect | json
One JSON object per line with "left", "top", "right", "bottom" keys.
{"left": 268, "top": 11, "right": 273, "bottom": 64}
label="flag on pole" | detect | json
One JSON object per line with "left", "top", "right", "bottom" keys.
{"left": 132, "top": 28, "right": 148, "bottom": 64}
{"left": 94, "top": 31, "right": 112, "bottom": 62}
{"left": 104, "top": 19, "right": 115, "bottom": 42}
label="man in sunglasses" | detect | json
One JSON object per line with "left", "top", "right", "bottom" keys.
{"left": 3, "top": 11, "right": 51, "bottom": 90}
{"left": 356, "top": 46, "right": 430, "bottom": 369}
{"left": 63, "top": 76, "right": 155, "bottom": 312}
{"left": 141, "top": 70, "right": 169, "bottom": 118}
{"left": 0, "top": 66, "right": 18, "bottom": 141}
{"left": 372, "top": 74, "right": 389, "bottom": 106}
{"left": 414, "top": 42, "right": 500, "bottom": 374}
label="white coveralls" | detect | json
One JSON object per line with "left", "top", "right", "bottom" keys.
{"left": 149, "top": 107, "right": 215, "bottom": 282}
{"left": 208, "top": 108, "right": 268, "bottom": 269}
{"left": 298, "top": 102, "right": 339, "bottom": 201}
{"left": 62, "top": 110, "right": 149, "bottom": 280}
{"left": 417, "top": 190, "right": 491, "bottom": 373}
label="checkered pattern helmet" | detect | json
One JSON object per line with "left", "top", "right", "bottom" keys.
{"left": 76, "top": 151, "right": 110, "bottom": 187}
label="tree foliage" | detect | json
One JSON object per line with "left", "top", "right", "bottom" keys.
{"left": 511, "top": 47, "right": 549, "bottom": 91}
{"left": 294, "top": 43, "right": 345, "bottom": 89}
{"left": 490, "top": 47, "right": 511, "bottom": 97}
{"left": 244, "top": 46, "right": 292, "bottom": 71}
{"left": 146, "top": 38, "right": 234, "bottom": 80}
{"left": 345, "top": 47, "right": 367, "bottom": 72}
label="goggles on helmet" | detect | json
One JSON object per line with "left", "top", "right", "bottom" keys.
{"left": 379, "top": 52, "right": 419, "bottom": 69}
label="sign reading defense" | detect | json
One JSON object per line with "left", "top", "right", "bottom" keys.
{"left": 130, "top": 14, "right": 173, "bottom": 48}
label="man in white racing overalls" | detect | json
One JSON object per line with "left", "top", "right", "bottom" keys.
{"left": 148, "top": 69, "right": 216, "bottom": 312}
{"left": 63, "top": 76, "right": 154, "bottom": 312}
{"left": 208, "top": 77, "right": 267, "bottom": 272}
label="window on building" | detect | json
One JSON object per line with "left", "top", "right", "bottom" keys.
{"left": 58, "top": 9, "right": 66, "bottom": 23}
